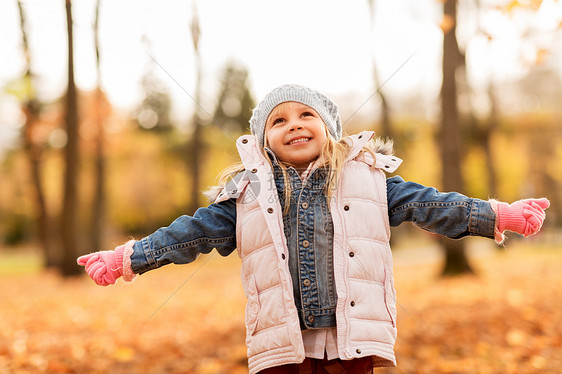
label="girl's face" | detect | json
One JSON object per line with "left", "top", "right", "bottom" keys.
{"left": 265, "top": 102, "right": 328, "bottom": 169}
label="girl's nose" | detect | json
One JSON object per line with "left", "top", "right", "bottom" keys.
{"left": 288, "top": 120, "right": 303, "bottom": 131}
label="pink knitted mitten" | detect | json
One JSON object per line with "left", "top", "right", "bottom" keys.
{"left": 492, "top": 198, "right": 549, "bottom": 240}
{"left": 77, "top": 245, "right": 125, "bottom": 286}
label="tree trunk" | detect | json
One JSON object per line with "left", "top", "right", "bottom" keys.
{"left": 91, "top": 88, "right": 106, "bottom": 251}
{"left": 17, "top": 0, "right": 57, "bottom": 267}
{"left": 367, "top": 0, "right": 393, "bottom": 140}
{"left": 22, "top": 103, "right": 56, "bottom": 267}
{"left": 188, "top": 52, "right": 203, "bottom": 215}
{"left": 188, "top": 6, "right": 203, "bottom": 215}
{"left": 61, "top": 0, "right": 81, "bottom": 276}
{"left": 440, "top": 0, "right": 473, "bottom": 275}
{"left": 91, "top": 0, "right": 106, "bottom": 251}
{"left": 373, "top": 64, "right": 393, "bottom": 140}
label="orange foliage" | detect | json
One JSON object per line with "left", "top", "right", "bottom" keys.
{"left": 534, "top": 48, "right": 549, "bottom": 65}
{"left": 1, "top": 242, "right": 561, "bottom": 373}
{"left": 503, "top": 0, "right": 544, "bottom": 14}
{"left": 439, "top": 15, "right": 455, "bottom": 34}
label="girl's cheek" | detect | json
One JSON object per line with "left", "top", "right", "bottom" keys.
{"left": 265, "top": 130, "right": 277, "bottom": 147}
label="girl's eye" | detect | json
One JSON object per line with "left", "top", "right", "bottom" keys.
{"left": 301, "top": 111, "right": 314, "bottom": 118}
{"left": 272, "top": 118, "right": 284, "bottom": 126}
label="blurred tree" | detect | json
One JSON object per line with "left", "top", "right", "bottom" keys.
{"left": 15, "top": 0, "right": 56, "bottom": 267}
{"left": 188, "top": 2, "right": 203, "bottom": 215}
{"left": 91, "top": 0, "right": 107, "bottom": 251}
{"left": 136, "top": 75, "right": 173, "bottom": 132}
{"left": 212, "top": 61, "right": 255, "bottom": 134}
{"left": 367, "top": 0, "right": 393, "bottom": 140}
{"left": 61, "top": 0, "right": 81, "bottom": 276}
{"left": 439, "top": 0, "right": 473, "bottom": 275}
{"left": 136, "top": 36, "right": 173, "bottom": 133}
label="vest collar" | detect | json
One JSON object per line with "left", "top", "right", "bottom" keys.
{"left": 343, "top": 130, "right": 375, "bottom": 162}
{"left": 236, "top": 135, "right": 267, "bottom": 170}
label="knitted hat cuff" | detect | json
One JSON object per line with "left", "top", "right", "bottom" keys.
{"left": 249, "top": 85, "right": 342, "bottom": 147}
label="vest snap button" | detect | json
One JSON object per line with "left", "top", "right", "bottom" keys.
{"left": 344, "top": 205, "right": 349, "bottom": 211}
{"left": 281, "top": 253, "right": 286, "bottom": 260}
{"left": 356, "top": 349, "right": 361, "bottom": 354}
{"left": 251, "top": 168, "right": 257, "bottom": 173}
{"left": 250, "top": 303, "right": 259, "bottom": 314}
{"left": 267, "top": 207, "right": 274, "bottom": 214}
{"left": 242, "top": 138, "right": 248, "bottom": 144}
{"left": 350, "top": 301, "right": 355, "bottom": 307}
{"left": 349, "top": 252, "right": 355, "bottom": 257}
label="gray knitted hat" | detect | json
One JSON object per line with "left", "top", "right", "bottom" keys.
{"left": 249, "top": 84, "right": 342, "bottom": 147}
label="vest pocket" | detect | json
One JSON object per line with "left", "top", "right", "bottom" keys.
{"left": 244, "top": 275, "right": 261, "bottom": 336}
{"left": 383, "top": 267, "right": 397, "bottom": 327}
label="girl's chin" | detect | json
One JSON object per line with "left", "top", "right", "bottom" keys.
{"left": 287, "top": 158, "right": 318, "bottom": 169}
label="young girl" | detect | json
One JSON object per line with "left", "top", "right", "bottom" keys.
{"left": 78, "top": 84, "right": 549, "bottom": 374}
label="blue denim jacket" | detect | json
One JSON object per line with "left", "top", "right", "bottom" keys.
{"left": 131, "top": 170, "right": 496, "bottom": 328}
{"left": 270, "top": 160, "right": 337, "bottom": 330}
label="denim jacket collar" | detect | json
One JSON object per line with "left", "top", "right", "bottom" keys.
{"left": 264, "top": 147, "right": 279, "bottom": 165}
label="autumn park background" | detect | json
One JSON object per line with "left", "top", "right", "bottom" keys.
{"left": 1, "top": 0, "right": 561, "bottom": 373}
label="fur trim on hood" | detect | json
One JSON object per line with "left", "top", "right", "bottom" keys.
{"left": 369, "top": 136, "right": 394, "bottom": 156}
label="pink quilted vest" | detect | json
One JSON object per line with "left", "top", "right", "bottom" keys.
{"left": 216, "top": 131, "right": 401, "bottom": 373}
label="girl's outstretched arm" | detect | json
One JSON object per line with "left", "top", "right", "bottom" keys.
{"left": 386, "top": 176, "right": 549, "bottom": 242}
{"left": 77, "top": 199, "right": 237, "bottom": 285}
{"left": 386, "top": 176, "right": 496, "bottom": 239}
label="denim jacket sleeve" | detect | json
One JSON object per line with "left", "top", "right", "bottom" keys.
{"left": 130, "top": 199, "right": 237, "bottom": 274}
{"left": 386, "top": 175, "right": 496, "bottom": 239}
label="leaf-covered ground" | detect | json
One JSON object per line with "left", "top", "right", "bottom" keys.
{"left": 1, "top": 238, "right": 561, "bottom": 373}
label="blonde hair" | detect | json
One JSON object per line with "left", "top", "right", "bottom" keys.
{"left": 203, "top": 162, "right": 245, "bottom": 202}
{"left": 204, "top": 129, "right": 393, "bottom": 210}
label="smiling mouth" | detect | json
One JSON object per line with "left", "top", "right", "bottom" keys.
{"left": 288, "top": 137, "right": 310, "bottom": 145}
